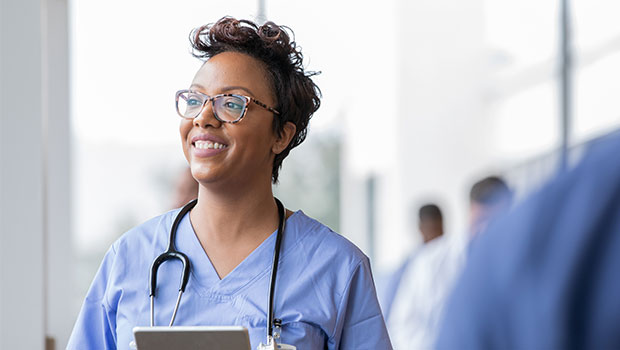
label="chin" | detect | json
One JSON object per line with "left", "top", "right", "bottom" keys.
{"left": 189, "top": 164, "right": 222, "bottom": 184}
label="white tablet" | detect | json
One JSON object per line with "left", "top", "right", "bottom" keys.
{"left": 133, "top": 326, "right": 251, "bottom": 350}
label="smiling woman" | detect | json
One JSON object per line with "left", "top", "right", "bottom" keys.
{"left": 189, "top": 17, "right": 321, "bottom": 184}
{"left": 179, "top": 51, "right": 291, "bottom": 190}
{"left": 67, "top": 16, "right": 392, "bottom": 350}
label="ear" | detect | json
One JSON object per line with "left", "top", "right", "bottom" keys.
{"left": 272, "top": 121, "right": 296, "bottom": 155}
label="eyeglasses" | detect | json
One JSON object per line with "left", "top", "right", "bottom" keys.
{"left": 175, "top": 89, "right": 280, "bottom": 124}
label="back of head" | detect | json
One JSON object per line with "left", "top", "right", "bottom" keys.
{"left": 469, "top": 176, "right": 512, "bottom": 207}
{"left": 469, "top": 176, "right": 512, "bottom": 235}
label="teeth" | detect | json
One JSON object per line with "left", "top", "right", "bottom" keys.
{"left": 194, "top": 140, "right": 227, "bottom": 150}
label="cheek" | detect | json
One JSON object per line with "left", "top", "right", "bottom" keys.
{"left": 244, "top": 130, "right": 277, "bottom": 157}
{"left": 180, "top": 120, "right": 192, "bottom": 159}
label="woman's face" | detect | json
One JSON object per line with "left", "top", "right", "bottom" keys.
{"left": 180, "top": 51, "right": 287, "bottom": 188}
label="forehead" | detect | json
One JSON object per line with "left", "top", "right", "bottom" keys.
{"left": 192, "top": 51, "right": 273, "bottom": 98}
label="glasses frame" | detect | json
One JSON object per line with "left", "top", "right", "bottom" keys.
{"left": 175, "top": 89, "right": 280, "bottom": 124}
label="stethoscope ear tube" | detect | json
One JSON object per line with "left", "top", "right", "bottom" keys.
{"left": 149, "top": 199, "right": 197, "bottom": 326}
{"left": 150, "top": 199, "right": 197, "bottom": 296}
{"left": 149, "top": 252, "right": 191, "bottom": 296}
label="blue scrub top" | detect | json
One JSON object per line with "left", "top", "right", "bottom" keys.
{"left": 436, "top": 131, "right": 620, "bottom": 350}
{"left": 68, "top": 210, "right": 392, "bottom": 349}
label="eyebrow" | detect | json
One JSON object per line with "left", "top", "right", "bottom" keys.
{"left": 190, "top": 83, "right": 255, "bottom": 96}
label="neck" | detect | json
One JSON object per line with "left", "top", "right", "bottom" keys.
{"left": 190, "top": 179, "right": 279, "bottom": 245}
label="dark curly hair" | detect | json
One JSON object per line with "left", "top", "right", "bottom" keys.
{"left": 190, "top": 17, "right": 321, "bottom": 183}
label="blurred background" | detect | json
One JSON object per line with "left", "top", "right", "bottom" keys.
{"left": 1, "top": 0, "right": 619, "bottom": 348}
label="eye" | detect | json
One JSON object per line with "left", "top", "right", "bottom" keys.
{"left": 187, "top": 98, "right": 202, "bottom": 107}
{"left": 223, "top": 99, "right": 244, "bottom": 110}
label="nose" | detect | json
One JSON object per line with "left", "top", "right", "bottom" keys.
{"left": 193, "top": 100, "right": 222, "bottom": 128}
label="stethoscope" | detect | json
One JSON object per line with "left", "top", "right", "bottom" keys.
{"left": 149, "top": 197, "right": 286, "bottom": 347}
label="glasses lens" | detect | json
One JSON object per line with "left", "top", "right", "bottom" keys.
{"left": 177, "top": 91, "right": 204, "bottom": 119}
{"left": 213, "top": 95, "right": 247, "bottom": 122}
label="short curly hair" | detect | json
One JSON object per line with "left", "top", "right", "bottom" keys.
{"left": 190, "top": 17, "right": 321, "bottom": 183}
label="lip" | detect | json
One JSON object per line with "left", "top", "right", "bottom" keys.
{"left": 190, "top": 133, "right": 229, "bottom": 158}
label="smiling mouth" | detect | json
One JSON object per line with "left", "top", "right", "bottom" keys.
{"left": 193, "top": 140, "right": 228, "bottom": 150}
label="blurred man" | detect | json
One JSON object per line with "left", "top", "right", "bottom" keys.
{"left": 437, "top": 132, "right": 620, "bottom": 350}
{"left": 388, "top": 177, "right": 512, "bottom": 350}
{"left": 380, "top": 203, "right": 445, "bottom": 321}
{"left": 419, "top": 204, "right": 444, "bottom": 243}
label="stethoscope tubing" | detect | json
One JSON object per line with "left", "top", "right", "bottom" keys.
{"left": 267, "top": 198, "right": 285, "bottom": 339}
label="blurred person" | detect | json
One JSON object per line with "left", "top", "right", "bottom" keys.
{"left": 469, "top": 176, "right": 512, "bottom": 237}
{"left": 419, "top": 204, "right": 445, "bottom": 243}
{"left": 171, "top": 166, "right": 199, "bottom": 208}
{"left": 379, "top": 203, "right": 444, "bottom": 321}
{"left": 388, "top": 176, "right": 512, "bottom": 349}
{"left": 68, "top": 17, "right": 391, "bottom": 350}
{"left": 436, "top": 132, "right": 620, "bottom": 350}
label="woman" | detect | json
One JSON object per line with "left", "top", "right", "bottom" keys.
{"left": 68, "top": 17, "right": 391, "bottom": 349}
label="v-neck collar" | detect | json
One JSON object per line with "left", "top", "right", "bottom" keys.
{"left": 174, "top": 210, "right": 295, "bottom": 298}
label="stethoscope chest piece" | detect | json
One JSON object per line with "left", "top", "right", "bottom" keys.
{"left": 257, "top": 338, "right": 297, "bottom": 350}
{"left": 257, "top": 318, "right": 296, "bottom": 350}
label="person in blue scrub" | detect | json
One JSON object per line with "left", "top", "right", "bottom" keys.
{"left": 436, "top": 131, "right": 620, "bottom": 350}
{"left": 68, "top": 17, "right": 392, "bottom": 350}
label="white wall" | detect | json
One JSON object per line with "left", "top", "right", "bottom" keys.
{"left": 340, "top": 0, "right": 400, "bottom": 259}
{"left": 0, "top": 0, "right": 73, "bottom": 348}
{"left": 391, "top": 0, "right": 489, "bottom": 266}
{"left": 44, "top": 0, "right": 75, "bottom": 347}
{"left": 342, "top": 0, "right": 490, "bottom": 270}
{"left": 1, "top": 0, "right": 46, "bottom": 348}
